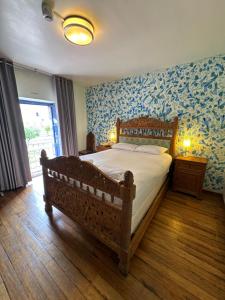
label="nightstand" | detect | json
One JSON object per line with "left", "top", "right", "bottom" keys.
{"left": 172, "top": 156, "right": 208, "bottom": 199}
{"left": 79, "top": 150, "right": 94, "bottom": 156}
{"left": 78, "top": 132, "right": 96, "bottom": 156}
{"left": 96, "top": 144, "right": 111, "bottom": 152}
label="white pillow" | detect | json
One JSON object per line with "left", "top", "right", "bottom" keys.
{"left": 111, "top": 143, "right": 138, "bottom": 151}
{"left": 135, "top": 145, "right": 168, "bottom": 155}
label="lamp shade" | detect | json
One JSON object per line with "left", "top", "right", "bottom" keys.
{"left": 63, "top": 16, "right": 94, "bottom": 45}
{"left": 109, "top": 132, "right": 116, "bottom": 142}
{"left": 183, "top": 139, "right": 191, "bottom": 148}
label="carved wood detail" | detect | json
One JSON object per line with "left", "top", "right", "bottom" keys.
{"left": 40, "top": 148, "right": 136, "bottom": 261}
{"left": 46, "top": 177, "right": 122, "bottom": 246}
{"left": 87, "top": 132, "right": 96, "bottom": 152}
{"left": 41, "top": 154, "right": 121, "bottom": 197}
{"left": 119, "top": 116, "right": 177, "bottom": 129}
{"left": 116, "top": 116, "right": 178, "bottom": 157}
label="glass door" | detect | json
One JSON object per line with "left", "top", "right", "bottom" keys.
{"left": 20, "top": 99, "right": 60, "bottom": 177}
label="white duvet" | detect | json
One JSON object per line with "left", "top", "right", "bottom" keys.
{"left": 80, "top": 149, "right": 172, "bottom": 233}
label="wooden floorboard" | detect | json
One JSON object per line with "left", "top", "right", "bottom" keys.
{"left": 0, "top": 180, "right": 224, "bottom": 300}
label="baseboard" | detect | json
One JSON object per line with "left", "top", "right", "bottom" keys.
{"left": 202, "top": 188, "right": 223, "bottom": 196}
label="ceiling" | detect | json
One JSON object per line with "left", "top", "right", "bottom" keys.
{"left": 0, "top": 0, "right": 225, "bottom": 86}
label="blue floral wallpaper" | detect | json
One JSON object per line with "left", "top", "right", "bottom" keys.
{"left": 86, "top": 55, "right": 225, "bottom": 192}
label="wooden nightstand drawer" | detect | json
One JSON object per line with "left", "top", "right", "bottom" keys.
{"left": 173, "top": 172, "right": 199, "bottom": 196}
{"left": 173, "top": 156, "right": 208, "bottom": 198}
{"left": 175, "top": 160, "right": 205, "bottom": 174}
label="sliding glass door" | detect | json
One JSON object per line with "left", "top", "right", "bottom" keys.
{"left": 20, "top": 99, "right": 60, "bottom": 177}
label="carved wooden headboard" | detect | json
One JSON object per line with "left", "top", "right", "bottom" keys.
{"left": 116, "top": 116, "right": 178, "bottom": 157}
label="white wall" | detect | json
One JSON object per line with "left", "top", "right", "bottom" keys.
{"left": 73, "top": 82, "right": 87, "bottom": 151}
{"left": 15, "top": 68, "right": 56, "bottom": 102}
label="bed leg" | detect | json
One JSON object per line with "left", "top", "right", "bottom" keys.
{"left": 119, "top": 250, "right": 130, "bottom": 276}
{"left": 45, "top": 202, "right": 52, "bottom": 214}
{"left": 44, "top": 197, "right": 52, "bottom": 214}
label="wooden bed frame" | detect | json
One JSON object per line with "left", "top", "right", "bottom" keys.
{"left": 40, "top": 116, "right": 178, "bottom": 275}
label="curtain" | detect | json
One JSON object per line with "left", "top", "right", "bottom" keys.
{"left": 0, "top": 59, "right": 31, "bottom": 192}
{"left": 54, "top": 76, "right": 78, "bottom": 156}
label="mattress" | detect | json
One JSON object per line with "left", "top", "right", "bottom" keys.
{"left": 80, "top": 149, "right": 172, "bottom": 233}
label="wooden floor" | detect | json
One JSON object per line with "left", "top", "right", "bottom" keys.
{"left": 0, "top": 179, "right": 225, "bottom": 300}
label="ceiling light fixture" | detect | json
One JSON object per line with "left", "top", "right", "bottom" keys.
{"left": 63, "top": 16, "right": 94, "bottom": 46}
{"left": 41, "top": 1, "right": 94, "bottom": 46}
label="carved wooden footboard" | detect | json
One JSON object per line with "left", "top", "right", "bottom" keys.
{"left": 40, "top": 149, "right": 136, "bottom": 274}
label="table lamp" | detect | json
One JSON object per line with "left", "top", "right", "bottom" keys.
{"left": 109, "top": 131, "right": 116, "bottom": 143}
{"left": 183, "top": 138, "right": 191, "bottom": 156}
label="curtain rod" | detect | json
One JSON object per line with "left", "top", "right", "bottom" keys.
{"left": 0, "top": 58, "right": 13, "bottom": 65}
{"left": 1, "top": 59, "right": 73, "bottom": 80}
{"left": 13, "top": 62, "right": 52, "bottom": 77}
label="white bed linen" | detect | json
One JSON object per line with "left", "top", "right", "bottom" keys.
{"left": 80, "top": 149, "right": 172, "bottom": 233}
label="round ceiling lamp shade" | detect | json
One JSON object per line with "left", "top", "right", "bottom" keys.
{"left": 63, "top": 16, "right": 94, "bottom": 45}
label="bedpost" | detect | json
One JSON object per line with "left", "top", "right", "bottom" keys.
{"left": 116, "top": 118, "right": 120, "bottom": 143}
{"left": 40, "top": 149, "right": 52, "bottom": 214}
{"left": 171, "top": 116, "right": 178, "bottom": 157}
{"left": 119, "top": 171, "right": 136, "bottom": 275}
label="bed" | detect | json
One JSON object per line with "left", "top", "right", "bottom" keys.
{"left": 40, "top": 116, "right": 178, "bottom": 275}
{"left": 80, "top": 148, "right": 173, "bottom": 234}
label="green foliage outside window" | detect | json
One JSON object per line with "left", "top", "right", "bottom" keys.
{"left": 44, "top": 125, "right": 51, "bottom": 136}
{"left": 24, "top": 127, "right": 40, "bottom": 142}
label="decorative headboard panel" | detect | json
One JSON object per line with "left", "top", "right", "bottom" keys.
{"left": 116, "top": 116, "right": 178, "bottom": 157}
